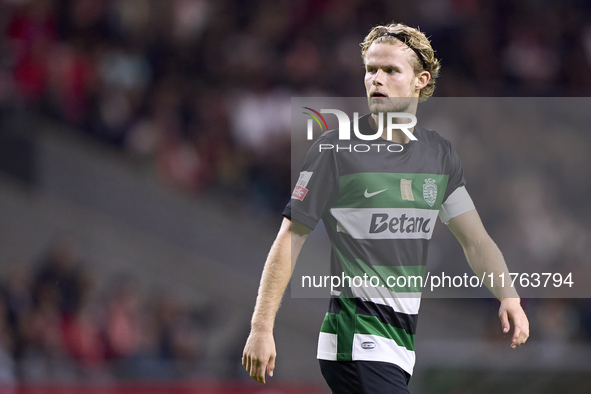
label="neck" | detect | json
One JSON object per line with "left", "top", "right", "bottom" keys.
{"left": 369, "top": 112, "right": 417, "bottom": 144}
{"left": 369, "top": 97, "right": 418, "bottom": 143}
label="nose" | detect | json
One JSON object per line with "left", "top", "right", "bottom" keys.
{"left": 372, "top": 69, "right": 384, "bottom": 86}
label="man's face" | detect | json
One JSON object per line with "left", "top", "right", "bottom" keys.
{"left": 364, "top": 42, "right": 423, "bottom": 114}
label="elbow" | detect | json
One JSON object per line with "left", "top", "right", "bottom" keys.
{"left": 463, "top": 234, "right": 495, "bottom": 255}
{"left": 282, "top": 218, "right": 311, "bottom": 241}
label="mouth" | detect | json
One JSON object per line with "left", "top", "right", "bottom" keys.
{"left": 371, "top": 92, "right": 387, "bottom": 98}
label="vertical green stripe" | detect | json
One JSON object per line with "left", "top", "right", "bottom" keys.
{"left": 320, "top": 313, "right": 338, "bottom": 334}
{"left": 336, "top": 297, "right": 356, "bottom": 361}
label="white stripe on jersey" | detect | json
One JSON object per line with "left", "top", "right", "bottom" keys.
{"left": 352, "top": 333, "right": 416, "bottom": 375}
{"left": 330, "top": 208, "right": 439, "bottom": 240}
{"left": 317, "top": 332, "right": 338, "bottom": 361}
{"left": 351, "top": 285, "right": 421, "bottom": 315}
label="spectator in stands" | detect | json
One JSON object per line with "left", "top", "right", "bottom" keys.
{"left": 33, "top": 238, "right": 88, "bottom": 317}
{"left": 103, "top": 276, "right": 142, "bottom": 362}
{"left": 151, "top": 293, "right": 200, "bottom": 374}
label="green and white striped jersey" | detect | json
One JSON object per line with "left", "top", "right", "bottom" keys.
{"left": 284, "top": 114, "right": 474, "bottom": 375}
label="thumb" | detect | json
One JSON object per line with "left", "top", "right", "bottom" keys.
{"left": 500, "top": 310, "right": 510, "bottom": 334}
{"left": 267, "top": 355, "right": 276, "bottom": 377}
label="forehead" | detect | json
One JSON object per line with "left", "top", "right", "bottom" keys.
{"left": 364, "top": 41, "right": 414, "bottom": 67}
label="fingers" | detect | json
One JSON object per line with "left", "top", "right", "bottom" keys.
{"left": 255, "top": 359, "right": 268, "bottom": 384}
{"left": 267, "top": 354, "right": 276, "bottom": 377}
{"left": 242, "top": 353, "right": 270, "bottom": 384}
{"left": 250, "top": 357, "right": 265, "bottom": 383}
{"left": 499, "top": 309, "right": 510, "bottom": 334}
{"left": 512, "top": 320, "right": 530, "bottom": 349}
{"left": 242, "top": 333, "right": 276, "bottom": 384}
{"left": 511, "top": 326, "right": 521, "bottom": 349}
{"left": 511, "top": 325, "right": 530, "bottom": 348}
{"left": 499, "top": 302, "right": 530, "bottom": 349}
{"left": 243, "top": 354, "right": 251, "bottom": 377}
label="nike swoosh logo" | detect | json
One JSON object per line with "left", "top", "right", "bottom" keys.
{"left": 364, "top": 188, "right": 388, "bottom": 198}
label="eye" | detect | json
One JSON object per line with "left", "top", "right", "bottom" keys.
{"left": 366, "top": 67, "right": 377, "bottom": 74}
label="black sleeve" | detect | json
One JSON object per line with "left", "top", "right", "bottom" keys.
{"left": 282, "top": 135, "right": 340, "bottom": 230}
{"left": 443, "top": 140, "right": 467, "bottom": 203}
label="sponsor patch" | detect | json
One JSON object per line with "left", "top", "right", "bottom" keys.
{"left": 291, "top": 171, "right": 313, "bottom": 201}
{"left": 369, "top": 213, "right": 431, "bottom": 234}
{"left": 292, "top": 185, "right": 308, "bottom": 201}
{"left": 330, "top": 208, "right": 438, "bottom": 240}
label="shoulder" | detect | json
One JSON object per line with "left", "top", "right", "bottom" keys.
{"left": 305, "top": 128, "right": 342, "bottom": 153}
{"left": 301, "top": 128, "right": 341, "bottom": 166}
{"left": 415, "top": 126, "right": 456, "bottom": 155}
{"left": 316, "top": 128, "right": 341, "bottom": 144}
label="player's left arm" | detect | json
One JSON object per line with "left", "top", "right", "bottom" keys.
{"left": 447, "top": 209, "right": 530, "bottom": 349}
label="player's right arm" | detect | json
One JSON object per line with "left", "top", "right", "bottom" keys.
{"left": 242, "top": 217, "right": 311, "bottom": 384}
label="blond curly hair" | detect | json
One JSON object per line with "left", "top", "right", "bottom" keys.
{"left": 360, "top": 23, "right": 441, "bottom": 100}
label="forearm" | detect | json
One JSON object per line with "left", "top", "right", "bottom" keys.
{"left": 448, "top": 210, "right": 528, "bottom": 348}
{"left": 463, "top": 237, "right": 519, "bottom": 300}
{"left": 251, "top": 219, "right": 307, "bottom": 332}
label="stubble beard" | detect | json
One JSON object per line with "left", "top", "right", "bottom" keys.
{"left": 367, "top": 96, "right": 413, "bottom": 115}
{"left": 367, "top": 78, "right": 418, "bottom": 115}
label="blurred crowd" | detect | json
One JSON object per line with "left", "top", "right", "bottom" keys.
{"left": 0, "top": 239, "right": 204, "bottom": 383}
{"left": 1, "top": 0, "right": 591, "bottom": 384}
{"left": 420, "top": 98, "right": 591, "bottom": 351}
{"left": 1, "top": 0, "right": 591, "bottom": 212}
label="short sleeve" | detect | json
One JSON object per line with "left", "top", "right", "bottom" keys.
{"left": 283, "top": 135, "right": 340, "bottom": 230}
{"left": 442, "top": 140, "right": 466, "bottom": 203}
{"left": 439, "top": 186, "right": 475, "bottom": 224}
{"left": 439, "top": 141, "right": 474, "bottom": 224}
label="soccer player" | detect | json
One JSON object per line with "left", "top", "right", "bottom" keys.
{"left": 242, "top": 22, "right": 529, "bottom": 393}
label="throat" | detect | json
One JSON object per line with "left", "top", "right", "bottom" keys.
{"left": 368, "top": 114, "right": 415, "bottom": 143}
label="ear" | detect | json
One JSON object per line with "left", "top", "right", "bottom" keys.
{"left": 415, "top": 71, "right": 431, "bottom": 91}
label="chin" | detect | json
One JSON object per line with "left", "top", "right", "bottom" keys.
{"left": 368, "top": 97, "right": 412, "bottom": 114}
{"left": 368, "top": 102, "right": 389, "bottom": 114}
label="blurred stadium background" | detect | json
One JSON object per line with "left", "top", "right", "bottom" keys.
{"left": 0, "top": 0, "right": 590, "bottom": 393}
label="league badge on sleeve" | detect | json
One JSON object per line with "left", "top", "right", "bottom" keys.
{"left": 291, "top": 171, "right": 313, "bottom": 201}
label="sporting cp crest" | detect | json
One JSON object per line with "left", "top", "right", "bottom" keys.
{"left": 423, "top": 178, "right": 437, "bottom": 207}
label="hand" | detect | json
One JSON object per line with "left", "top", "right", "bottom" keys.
{"left": 242, "top": 330, "right": 276, "bottom": 384}
{"left": 498, "top": 298, "right": 529, "bottom": 349}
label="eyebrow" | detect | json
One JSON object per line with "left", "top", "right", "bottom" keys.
{"left": 364, "top": 64, "right": 402, "bottom": 72}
